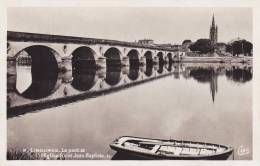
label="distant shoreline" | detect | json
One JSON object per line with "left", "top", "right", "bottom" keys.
{"left": 178, "top": 56, "right": 252, "bottom": 63}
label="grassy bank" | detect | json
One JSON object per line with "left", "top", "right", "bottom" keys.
{"left": 7, "top": 148, "right": 43, "bottom": 160}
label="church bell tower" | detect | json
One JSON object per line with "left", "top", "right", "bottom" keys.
{"left": 209, "top": 14, "right": 218, "bottom": 45}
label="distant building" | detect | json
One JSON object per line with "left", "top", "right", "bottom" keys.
{"left": 138, "top": 39, "right": 154, "bottom": 45}
{"left": 209, "top": 14, "right": 218, "bottom": 45}
{"left": 156, "top": 43, "right": 172, "bottom": 48}
{"left": 171, "top": 44, "right": 182, "bottom": 50}
{"left": 154, "top": 44, "right": 181, "bottom": 52}
{"left": 17, "top": 51, "right": 32, "bottom": 65}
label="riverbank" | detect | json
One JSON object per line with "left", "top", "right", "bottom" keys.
{"left": 179, "top": 56, "right": 252, "bottom": 63}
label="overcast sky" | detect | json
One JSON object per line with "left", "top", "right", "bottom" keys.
{"left": 7, "top": 7, "right": 252, "bottom": 44}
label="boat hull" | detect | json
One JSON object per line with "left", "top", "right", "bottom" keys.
{"left": 110, "top": 136, "right": 234, "bottom": 160}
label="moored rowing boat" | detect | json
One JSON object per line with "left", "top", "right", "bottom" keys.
{"left": 110, "top": 136, "right": 233, "bottom": 160}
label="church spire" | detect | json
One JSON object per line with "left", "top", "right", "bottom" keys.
{"left": 212, "top": 14, "right": 215, "bottom": 27}
{"left": 209, "top": 14, "right": 218, "bottom": 45}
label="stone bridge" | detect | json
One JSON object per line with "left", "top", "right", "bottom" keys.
{"left": 7, "top": 31, "right": 179, "bottom": 75}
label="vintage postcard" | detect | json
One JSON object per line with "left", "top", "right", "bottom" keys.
{"left": 1, "top": 0, "right": 260, "bottom": 166}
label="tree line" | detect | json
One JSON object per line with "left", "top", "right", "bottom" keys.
{"left": 226, "top": 40, "right": 252, "bottom": 56}
{"left": 187, "top": 39, "right": 252, "bottom": 56}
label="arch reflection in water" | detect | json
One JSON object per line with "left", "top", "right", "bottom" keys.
{"left": 71, "top": 68, "right": 96, "bottom": 91}
{"left": 166, "top": 62, "right": 172, "bottom": 72}
{"left": 105, "top": 66, "right": 122, "bottom": 86}
{"left": 20, "top": 72, "right": 59, "bottom": 100}
{"left": 16, "top": 46, "right": 59, "bottom": 100}
{"left": 144, "top": 65, "right": 153, "bottom": 77}
{"left": 157, "top": 62, "right": 164, "bottom": 74}
{"left": 127, "top": 65, "right": 140, "bottom": 81}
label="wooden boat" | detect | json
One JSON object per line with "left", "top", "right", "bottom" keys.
{"left": 110, "top": 136, "right": 234, "bottom": 160}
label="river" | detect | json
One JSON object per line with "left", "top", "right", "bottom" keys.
{"left": 7, "top": 62, "right": 252, "bottom": 160}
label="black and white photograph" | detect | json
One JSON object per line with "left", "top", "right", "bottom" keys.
{"left": 1, "top": 0, "right": 260, "bottom": 164}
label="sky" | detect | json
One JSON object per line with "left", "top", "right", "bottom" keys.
{"left": 7, "top": 7, "right": 252, "bottom": 44}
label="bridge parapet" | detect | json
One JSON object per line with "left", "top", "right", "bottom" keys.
{"left": 7, "top": 31, "right": 178, "bottom": 52}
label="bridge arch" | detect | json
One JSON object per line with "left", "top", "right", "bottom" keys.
{"left": 167, "top": 52, "right": 173, "bottom": 63}
{"left": 104, "top": 47, "right": 122, "bottom": 67}
{"left": 157, "top": 52, "right": 164, "bottom": 64}
{"left": 14, "top": 45, "right": 61, "bottom": 73}
{"left": 9, "top": 43, "right": 61, "bottom": 59}
{"left": 13, "top": 45, "right": 63, "bottom": 100}
{"left": 143, "top": 51, "right": 153, "bottom": 67}
{"left": 71, "top": 46, "right": 97, "bottom": 72}
{"left": 126, "top": 49, "right": 140, "bottom": 67}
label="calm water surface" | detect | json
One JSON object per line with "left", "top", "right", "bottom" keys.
{"left": 7, "top": 62, "right": 252, "bottom": 160}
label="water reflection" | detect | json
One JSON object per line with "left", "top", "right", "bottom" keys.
{"left": 8, "top": 62, "right": 253, "bottom": 117}
{"left": 105, "top": 66, "right": 122, "bottom": 86}
{"left": 181, "top": 64, "right": 252, "bottom": 103}
{"left": 144, "top": 65, "right": 153, "bottom": 77}
{"left": 157, "top": 63, "right": 164, "bottom": 74}
{"left": 71, "top": 68, "right": 96, "bottom": 91}
{"left": 8, "top": 61, "right": 253, "bottom": 160}
{"left": 172, "top": 64, "right": 180, "bottom": 79}
{"left": 166, "top": 63, "right": 172, "bottom": 72}
{"left": 127, "top": 66, "right": 139, "bottom": 81}
{"left": 226, "top": 66, "right": 252, "bottom": 83}
{"left": 183, "top": 65, "right": 253, "bottom": 85}
{"left": 189, "top": 68, "right": 213, "bottom": 83}
{"left": 16, "top": 65, "right": 59, "bottom": 100}
{"left": 16, "top": 65, "right": 32, "bottom": 93}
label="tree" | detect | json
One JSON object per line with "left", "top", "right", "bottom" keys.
{"left": 189, "top": 39, "right": 214, "bottom": 54}
{"left": 226, "top": 40, "right": 253, "bottom": 56}
{"left": 182, "top": 39, "right": 192, "bottom": 45}
{"left": 243, "top": 40, "right": 253, "bottom": 56}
